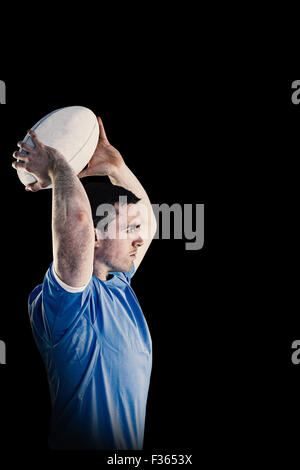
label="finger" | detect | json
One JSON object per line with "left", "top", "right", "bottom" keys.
{"left": 12, "top": 160, "right": 28, "bottom": 170}
{"left": 12, "top": 150, "right": 29, "bottom": 160}
{"left": 27, "top": 129, "right": 43, "bottom": 147}
{"left": 97, "top": 116, "right": 109, "bottom": 142}
{"left": 17, "top": 141, "right": 33, "bottom": 153}
{"left": 25, "top": 181, "right": 42, "bottom": 192}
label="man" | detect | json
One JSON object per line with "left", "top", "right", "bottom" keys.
{"left": 12, "top": 117, "right": 157, "bottom": 450}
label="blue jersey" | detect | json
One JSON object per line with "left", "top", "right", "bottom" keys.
{"left": 28, "top": 263, "right": 152, "bottom": 450}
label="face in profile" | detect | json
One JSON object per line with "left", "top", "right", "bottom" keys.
{"left": 94, "top": 202, "right": 144, "bottom": 273}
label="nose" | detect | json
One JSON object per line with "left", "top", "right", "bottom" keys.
{"left": 133, "top": 236, "right": 144, "bottom": 248}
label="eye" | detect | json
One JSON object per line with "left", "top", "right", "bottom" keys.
{"left": 126, "top": 224, "right": 141, "bottom": 233}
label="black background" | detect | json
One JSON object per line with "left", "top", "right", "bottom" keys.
{"left": 2, "top": 71, "right": 298, "bottom": 465}
{"left": 0, "top": 71, "right": 214, "bottom": 464}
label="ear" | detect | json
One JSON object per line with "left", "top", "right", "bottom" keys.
{"left": 94, "top": 228, "right": 101, "bottom": 248}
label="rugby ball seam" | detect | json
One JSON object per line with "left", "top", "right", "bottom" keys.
{"left": 67, "top": 118, "right": 98, "bottom": 167}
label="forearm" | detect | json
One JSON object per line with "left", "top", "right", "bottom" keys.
{"left": 109, "top": 163, "right": 148, "bottom": 200}
{"left": 109, "top": 163, "right": 157, "bottom": 237}
{"left": 51, "top": 158, "right": 92, "bottom": 220}
{"left": 50, "top": 159, "right": 94, "bottom": 285}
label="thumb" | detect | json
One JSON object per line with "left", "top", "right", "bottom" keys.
{"left": 97, "top": 117, "right": 109, "bottom": 143}
{"left": 78, "top": 167, "right": 90, "bottom": 179}
{"left": 28, "top": 129, "right": 43, "bottom": 148}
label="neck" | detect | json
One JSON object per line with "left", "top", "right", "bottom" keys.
{"left": 93, "top": 261, "right": 111, "bottom": 281}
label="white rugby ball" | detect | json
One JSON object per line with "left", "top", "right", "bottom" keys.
{"left": 17, "top": 106, "right": 99, "bottom": 188}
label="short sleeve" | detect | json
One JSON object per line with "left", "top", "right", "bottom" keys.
{"left": 29, "top": 263, "right": 92, "bottom": 345}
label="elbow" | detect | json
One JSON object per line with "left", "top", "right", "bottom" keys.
{"left": 74, "top": 210, "right": 92, "bottom": 225}
{"left": 71, "top": 210, "right": 94, "bottom": 240}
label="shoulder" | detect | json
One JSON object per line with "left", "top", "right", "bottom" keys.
{"left": 28, "top": 263, "right": 95, "bottom": 320}
{"left": 28, "top": 264, "right": 96, "bottom": 345}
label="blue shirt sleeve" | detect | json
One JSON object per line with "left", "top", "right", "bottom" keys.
{"left": 30, "top": 263, "right": 93, "bottom": 346}
{"left": 29, "top": 262, "right": 135, "bottom": 347}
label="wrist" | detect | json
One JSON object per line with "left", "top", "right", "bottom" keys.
{"left": 48, "top": 152, "right": 70, "bottom": 180}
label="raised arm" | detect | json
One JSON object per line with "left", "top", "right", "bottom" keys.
{"left": 12, "top": 130, "right": 95, "bottom": 287}
{"left": 79, "top": 117, "right": 157, "bottom": 271}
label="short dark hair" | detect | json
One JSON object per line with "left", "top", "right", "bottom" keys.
{"left": 83, "top": 182, "right": 141, "bottom": 229}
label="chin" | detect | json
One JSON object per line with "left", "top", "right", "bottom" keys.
{"left": 111, "top": 260, "right": 132, "bottom": 273}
